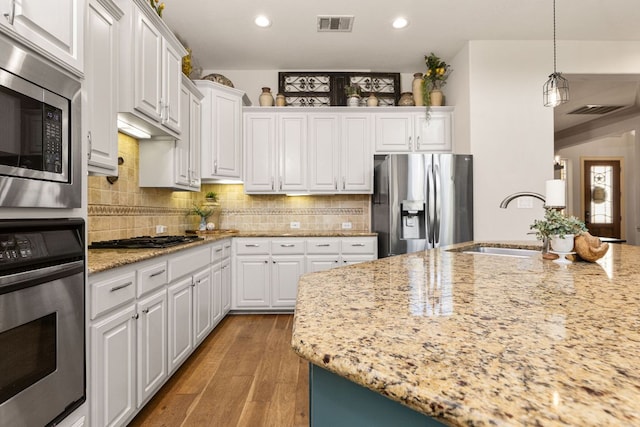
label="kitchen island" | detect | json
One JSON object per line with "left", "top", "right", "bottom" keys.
{"left": 291, "top": 242, "right": 640, "bottom": 426}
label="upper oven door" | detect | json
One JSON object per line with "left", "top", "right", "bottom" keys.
{"left": 0, "top": 67, "right": 70, "bottom": 183}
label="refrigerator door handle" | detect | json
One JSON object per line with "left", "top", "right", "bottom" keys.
{"left": 427, "top": 162, "right": 435, "bottom": 245}
{"left": 434, "top": 163, "right": 441, "bottom": 244}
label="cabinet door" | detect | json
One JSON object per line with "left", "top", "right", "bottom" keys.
{"left": 137, "top": 289, "right": 167, "bottom": 407}
{"left": 342, "top": 114, "right": 373, "bottom": 192}
{"left": 308, "top": 114, "right": 340, "bottom": 192}
{"left": 91, "top": 305, "right": 136, "bottom": 427}
{"left": 174, "top": 84, "right": 191, "bottom": 186}
{"left": 271, "top": 255, "right": 305, "bottom": 307}
{"left": 414, "top": 112, "right": 452, "bottom": 152}
{"left": 279, "top": 114, "right": 307, "bottom": 192}
{"left": 189, "top": 92, "right": 202, "bottom": 189}
{"left": 211, "top": 262, "right": 223, "bottom": 326}
{"left": 133, "top": 8, "right": 162, "bottom": 121}
{"left": 235, "top": 256, "right": 270, "bottom": 308}
{"left": 244, "top": 114, "right": 276, "bottom": 192}
{"left": 374, "top": 113, "right": 412, "bottom": 152}
{"left": 192, "top": 267, "right": 213, "bottom": 345}
{"left": 306, "top": 256, "right": 340, "bottom": 273}
{"left": 168, "top": 277, "right": 193, "bottom": 373}
{"left": 162, "top": 38, "right": 183, "bottom": 134}
{"left": 221, "top": 259, "right": 231, "bottom": 314}
{"left": 4, "top": 0, "right": 84, "bottom": 73}
{"left": 86, "top": 0, "right": 119, "bottom": 174}
{"left": 213, "top": 90, "right": 242, "bottom": 178}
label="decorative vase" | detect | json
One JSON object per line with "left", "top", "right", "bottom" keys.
{"left": 550, "top": 234, "right": 575, "bottom": 253}
{"left": 275, "top": 93, "right": 286, "bottom": 107}
{"left": 398, "top": 92, "right": 415, "bottom": 106}
{"left": 412, "top": 73, "right": 424, "bottom": 106}
{"left": 259, "top": 87, "right": 274, "bottom": 106}
{"left": 367, "top": 93, "right": 379, "bottom": 107}
{"left": 198, "top": 217, "right": 207, "bottom": 231}
{"left": 347, "top": 95, "right": 361, "bottom": 107}
{"left": 429, "top": 90, "right": 444, "bottom": 106}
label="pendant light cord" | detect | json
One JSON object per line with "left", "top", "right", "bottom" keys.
{"left": 553, "top": 0, "right": 557, "bottom": 74}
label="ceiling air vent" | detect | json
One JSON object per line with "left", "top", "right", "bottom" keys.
{"left": 567, "top": 105, "right": 626, "bottom": 115}
{"left": 317, "top": 15, "right": 354, "bottom": 32}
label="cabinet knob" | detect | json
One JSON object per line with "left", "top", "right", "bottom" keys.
{"left": 87, "top": 131, "right": 92, "bottom": 160}
{"left": 416, "top": 136, "right": 421, "bottom": 150}
{"left": 132, "top": 313, "right": 139, "bottom": 320}
{"left": 142, "top": 308, "right": 149, "bottom": 314}
{"left": 264, "top": 260, "right": 268, "bottom": 264}
{"left": 408, "top": 136, "right": 412, "bottom": 150}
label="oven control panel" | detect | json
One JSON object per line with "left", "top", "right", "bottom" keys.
{"left": 0, "top": 234, "right": 45, "bottom": 263}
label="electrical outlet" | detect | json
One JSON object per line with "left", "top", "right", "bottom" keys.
{"left": 156, "top": 225, "right": 167, "bottom": 233}
{"left": 290, "top": 221, "right": 301, "bottom": 229}
{"left": 342, "top": 222, "right": 352, "bottom": 229}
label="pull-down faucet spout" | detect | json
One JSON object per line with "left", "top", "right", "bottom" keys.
{"left": 499, "top": 192, "right": 546, "bottom": 209}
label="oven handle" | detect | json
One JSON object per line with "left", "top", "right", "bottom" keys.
{"left": 0, "top": 260, "right": 84, "bottom": 294}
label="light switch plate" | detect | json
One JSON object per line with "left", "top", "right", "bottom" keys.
{"left": 155, "top": 225, "right": 167, "bottom": 233}
{"left": 342, "top": 222, "right": 352, "bottom": 229}
{"left": 290, "top": 221, "right": 301, "bottom": 229}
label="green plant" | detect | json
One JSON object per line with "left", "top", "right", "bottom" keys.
{"left": 187, "top": 204, "right": 213, "bottom": 219}
{"left": 530, "top": 207, "right": 587, "bottom": 240}
{"left": 150, "top": 0, "right": 164, "bottom": 17}
{"left": 344, "top": 83, "right": 361, "bottom": 97}
{"left": 205, "top": 191, "right": 218, "bottom": 202}
{"left": 423, "top": 52, "right": 452, "bottom": 92}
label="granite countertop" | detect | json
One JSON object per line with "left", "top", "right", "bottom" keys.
{"left": 88, "top": 230, "right": 376, "bottom": 274}
{"left": 291, "top": 241, "right": 640, "bottom": 426}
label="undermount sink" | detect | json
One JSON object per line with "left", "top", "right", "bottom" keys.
{"left": 450, "top": 245, "right": 541, "bottom": 258}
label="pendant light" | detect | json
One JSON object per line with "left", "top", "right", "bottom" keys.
{"left": 543, "top": 0, "right": 569, "bottom": 107}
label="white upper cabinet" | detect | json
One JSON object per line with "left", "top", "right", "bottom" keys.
{"left": 86, "top": 0, "right": 123, "bottom": 175}
{"left": 307, "top": 113, "right": 372, "bottom": 193}
{"left": 374, "top": 107, "right": 454, "bottom": 153}
{"left": 115, "top": 0, "right": 187, "bottom": 139}
{"left": 244, "top": 108, "right": 372, "bottom": 194}
{"left": 0, "top": 0, "right": 84, "bottom": 75}
{"left": 196, "top": 80, "right": 245, "bottom": 181}
{"left": 138, "top": 76, "right": 203, "bottom": 191}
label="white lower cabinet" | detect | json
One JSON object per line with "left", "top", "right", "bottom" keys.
{"left": 233, "top": 236, "right": 376, "bottom": 310}
{"left": 91, "top": 304, "right": 136, "bottom": 427}
{"left": 89, "top": 239, "right": 232, "bottom": 427}
{"left": 136, "top": 289, "right": 167, "bottom": 406}
{"left": 166, "top": 277, "right": 193, "bottom": 374}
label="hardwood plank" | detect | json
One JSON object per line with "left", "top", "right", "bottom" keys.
{"left": 128, "top": 314, "right": 309, "bottom": 427}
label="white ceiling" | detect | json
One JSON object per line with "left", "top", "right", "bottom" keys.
{"left": 161, "top": 0, "right": 640, "bottom": 132}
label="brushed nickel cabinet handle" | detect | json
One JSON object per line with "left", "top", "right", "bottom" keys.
{"left": 280, "top": 244, "right": 295, "bottom": 248}
{"left": 245, "top": 244, "right": 260, "bottom": 247}
{"left": 4, "top": 0, "right": 15, "bottom": 24}
{"left": 110, "top": 281, "right": 133, "bottom": 292}
{"left": 149, "top": 269, "right": 166, "bottom": 278}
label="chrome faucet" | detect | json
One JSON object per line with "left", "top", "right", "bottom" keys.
{"left": 499, "top": 192, "right": 545, "bottom": 208}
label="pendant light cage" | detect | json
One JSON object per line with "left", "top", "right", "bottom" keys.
{"left": 543, "top": 72, "right": 569, "bottom": 107}
{"left": 543, "top": 0, "right": 569, "bottom": 107}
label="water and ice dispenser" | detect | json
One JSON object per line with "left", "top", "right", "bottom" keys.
{"left": 400, "top": 200, "right": 426, "bottom": 240}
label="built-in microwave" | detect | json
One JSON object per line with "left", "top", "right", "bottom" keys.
{"left": 0, "top": 33, "right": 81, "bottom": 208}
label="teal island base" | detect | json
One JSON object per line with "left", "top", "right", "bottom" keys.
{"left": 309, "top": 364, "right": 447, "bottom": 427}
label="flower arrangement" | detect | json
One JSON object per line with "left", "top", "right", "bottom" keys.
{"left": 344, "top": 83, "right": 362, "bottom": 98}
{"left": 150, "top": 0, "right": 164, "bottom": 17}
{"left": 530, "top": 207, "right": 587, "bottom": 240}
{"left": 423, "top": 52, "right": 452, "bottom": 92}
{"left": 187, "top": 204, "right": 213, "bottom": 220}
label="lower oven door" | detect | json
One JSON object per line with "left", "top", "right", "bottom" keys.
{"left": 0, "top": 260, "right": 85, "bottom": 427}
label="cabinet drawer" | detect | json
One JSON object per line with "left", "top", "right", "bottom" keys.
{"left": 137, "top": 261, "right": 168, "bottom": 297}
{"left": 222, "top": 240, "right": 232, "bottom": 259}
{"left": 169, "top": 246, "right": 211, "bottom": 281}
{"left": 91, "top": 271, "right": 136, "bottom": 319}
{"left": 211, "top": 242, "right": 224, "bottom": 264}
{"left": 235, "top": 238, "right": 270, "bottom": 255}
{"left": 341, "top": 238, "right": 376, "bottom": 254}
{"left": 306, "top": 238, "right": 340, "bottom": 254}
{"left": 271, "top": 239, "right": 305, "bottom": 255}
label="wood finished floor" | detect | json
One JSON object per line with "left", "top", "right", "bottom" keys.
{"left": 128, "top": 314, "right": 309, "bottom": 427}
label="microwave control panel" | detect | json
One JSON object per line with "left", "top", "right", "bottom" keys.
{"left": 43, "top": 105, "right": 63, "bottom": 174}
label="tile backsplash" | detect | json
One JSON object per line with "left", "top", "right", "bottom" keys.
{"left": 87, "top": 134, "right": 371, "bottom": 243}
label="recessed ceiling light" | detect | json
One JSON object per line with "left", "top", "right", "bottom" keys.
{"left": 392, "top": 17, "right": 409, "bottom": 29}
{"left": 255, "top": 15, "right": 271, "bottom": 28}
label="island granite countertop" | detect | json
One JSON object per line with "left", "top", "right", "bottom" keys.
{"left": 291, "top": 241, "right": 640, "bottom": 426}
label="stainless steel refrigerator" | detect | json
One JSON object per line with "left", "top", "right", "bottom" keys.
{"left": 372, "top": 154, "right": 473, "bottom": 257}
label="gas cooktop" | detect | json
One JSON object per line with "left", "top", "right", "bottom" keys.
{"left": 88, "top": 235, "right": 203, "bottom": 249}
